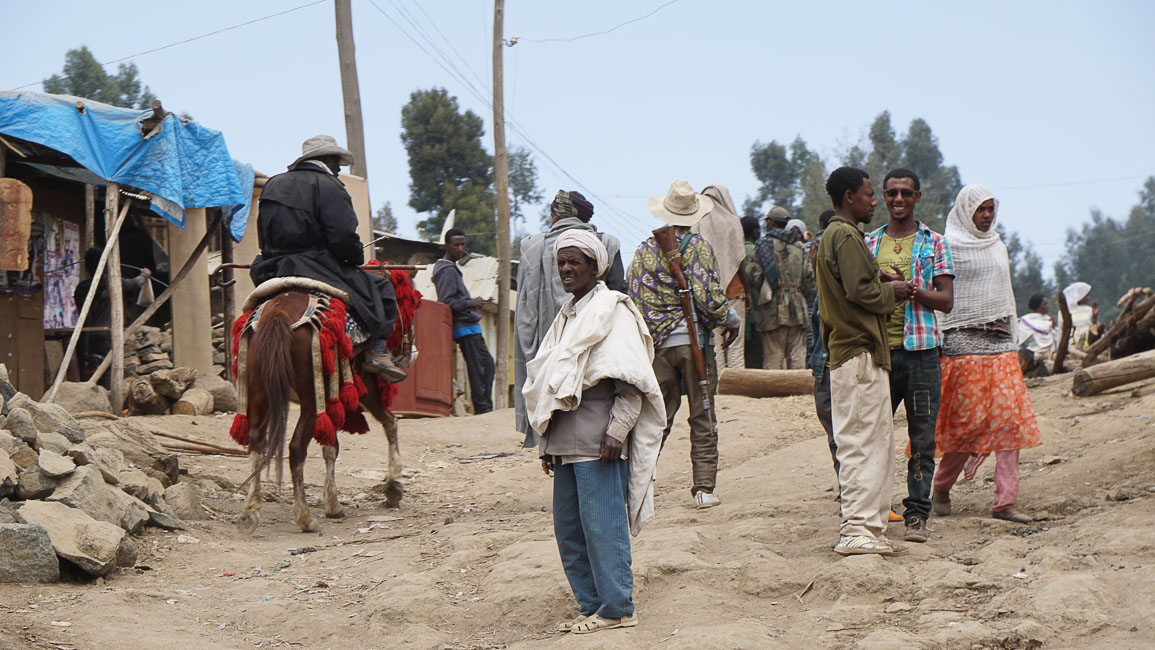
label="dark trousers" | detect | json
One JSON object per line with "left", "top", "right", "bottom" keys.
{"left": 812, "top": 369, "right": 838, "bottom": 476}
{"left": 457, "top": 333, "right": 494, "bottom": 414}
{"left": 653, "top": 344, "right": 718, "bottom": 496}
{"left": 889, "top": 347, "right": 941, "bottom": 522}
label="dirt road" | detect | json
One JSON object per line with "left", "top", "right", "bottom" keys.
{"left": 1, "top": 373, "right": 1153, "bottom": 649}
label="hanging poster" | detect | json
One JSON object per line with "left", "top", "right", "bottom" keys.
{"left": 43, "top": 219, "right": 81, "bottom": 329}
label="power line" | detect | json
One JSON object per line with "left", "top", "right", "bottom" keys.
{"left": 516, "top": 0, "right": 684, "bottom": 44}
{"left": 9, "top": 1, "right": 327, "bottom": 91}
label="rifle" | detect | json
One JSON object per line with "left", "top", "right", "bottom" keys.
{"left": 653, "top": 226, "right": 716, "bottom": 435}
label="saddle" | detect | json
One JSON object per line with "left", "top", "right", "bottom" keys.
{"left": 242, "top": 276, "right": 371, "bottom": 347}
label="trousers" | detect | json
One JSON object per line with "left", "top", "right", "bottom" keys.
{"left": 653, "top": 343, "right": 718, "bottom": 496}
{"left": 457, "top": 333, "right": 494, "bottom": 414}
{"left": 889, "top": 348, "right": 941, "bottom": 522}
{"left": 762, "top": 326, "right": 807, "bottom": 370}
{"left": 830, "top": 352, "right": 894, "bottom": 539}
{"left": 553, "top": 459, "right": 634, "bottom": 619}
{"left": 934, "top": 450, "right": 1020, "bottom": 512}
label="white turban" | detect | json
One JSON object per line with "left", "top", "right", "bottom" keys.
{"left": 785, "top": 218, "right": 807, "bottom": 237}
{"left": 554, "top": 230, "right": 609, "bottom": 277}
{"left": 1063, "top": 281, "right": 1091, "bottom": 305}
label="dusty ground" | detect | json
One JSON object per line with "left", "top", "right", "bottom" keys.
{"left": 1, "top": 373, "right": 1153, "bottom": 650}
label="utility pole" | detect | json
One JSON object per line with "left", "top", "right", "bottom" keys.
{"left": 491, "top": 0, "right": 511, "bottom": 410}
{"left": 335, "top": 0, "right": 369, "bottom": 182}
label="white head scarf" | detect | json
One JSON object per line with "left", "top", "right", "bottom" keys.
{"left": 1063, "top": 282, "right": 1091, "bottom": 306}
{"left": 939, "top": 184, "right": 1018, "bottom": 332}
{"left": 785, "top": 218, "right": 807, "bottom": 238}
{"left": 554, "top": 229, "right": 609, "bottom": 276}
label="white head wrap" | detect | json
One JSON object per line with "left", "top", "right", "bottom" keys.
{"left": 785, "top": 218, "right": 807, "bottom": 237}
{"left": 938, "top": 184, "right": 1018, "bottom": 332}
{"left": 554, "top": 229, "right": 609, "bottom": 276}
{"left": 1063, "top": 282, "right": 1091, "bottom": 306}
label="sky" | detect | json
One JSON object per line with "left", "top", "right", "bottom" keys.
{"left": 4, "top": 0, "right": 1154, "bottom": 275}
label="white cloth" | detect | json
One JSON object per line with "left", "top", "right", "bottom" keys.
{"left": 554, "top": 229, "right": 609, "bottom": 276}
{"left": 1063, "top": 282, "right": 1091, "bottom": 305}
{"left": 785, "top": 218, "right": 807, "bottom": 238}
{"left": 1062, "top": 282, "right": 1094, "bottom": 346}
{"left": 938, "top": 185, "right": 1018, "bottom": 336}
{"left": 694, "top": 184, "right": 746, "bottom": 286}
{"left": 523, "top": 282, "right": 666, "bottom": 536}
{"left": 1018, "top": 312, "right": 1057, "bottom": 356}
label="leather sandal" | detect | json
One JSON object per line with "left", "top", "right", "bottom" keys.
{"left": 992, "top": 508, "right": 1032, "bottom": 524}
{"left": 557, "top": 614, "right": 588, "bottom": 633}
{"left": 572, "top": 613, "right": 638, "bottom": 634}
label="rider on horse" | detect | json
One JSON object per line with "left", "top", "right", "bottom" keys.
{"left": 250, "top": 135, "right": 407, "bottom": 382}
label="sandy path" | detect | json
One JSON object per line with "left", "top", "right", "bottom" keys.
{"left": 1, "top": 374, "right": 1153, "bottom": 649}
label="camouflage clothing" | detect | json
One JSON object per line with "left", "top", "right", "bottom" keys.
{"left": 749, "top": 230, "right": 816, "bottom": 331}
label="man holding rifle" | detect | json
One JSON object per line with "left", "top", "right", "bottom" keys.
{"left": 626, "top": 180, "right": 740, "bottom": 509}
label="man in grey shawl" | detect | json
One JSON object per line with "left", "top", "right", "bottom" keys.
{"left": 515, "top": 190, "right": 626, "bottom": 447}
{"left": 693, "top": 184, "right": 749, "bottom": 371}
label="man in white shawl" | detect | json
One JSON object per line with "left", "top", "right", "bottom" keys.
{"left": 1018, "top": 293, "right": 1057, "bottom": 375}
{"left": 522, "top": 230, "right": 665, "bottom": 635}
{"left": 514, "top": 190, "right": 625, "bottom": 448}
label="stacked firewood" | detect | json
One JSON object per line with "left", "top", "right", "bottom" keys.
{"left": 1070, "top": 288, "right": 1155, "bottom": 397}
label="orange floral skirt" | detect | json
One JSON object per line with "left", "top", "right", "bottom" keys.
{"left": 935, "top": 351, "right": 1043, "bottom": 456}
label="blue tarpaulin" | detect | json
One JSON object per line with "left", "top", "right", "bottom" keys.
{"left": 0, "top": 90, "right": 253, "bottom": 242}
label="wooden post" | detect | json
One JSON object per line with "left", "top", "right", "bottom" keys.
{"left": 106, "top": 185, "right": 126, "bottom": 412}
{"left": 85, "top": 212, "right": 221, "bottom": 386}
{"left": 491, "top": 0, "right": 511, "bottom": 410}
{"left": 335, "top": 0, "right": 369, "bottom": 183}
{"left": 168, "top": 208, "right": 213, "bottom": 373}
{"left": 84, "top": 184, "right": 96, "bottom": 254}
{"left": 1054, "top": 290, "right": 1074, "bottom": 374}
{"left": 221, "top": 215, "right": 235, "bottom": 381}
{"left": 44, "top": 200, "right": 132, "bottom": 402}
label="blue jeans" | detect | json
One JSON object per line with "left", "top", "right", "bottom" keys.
{"left": 889, "top": 347, "right": 941, "bottom": 521}
{"left": 552, "top": 459, "right": 634, "bottom": 619}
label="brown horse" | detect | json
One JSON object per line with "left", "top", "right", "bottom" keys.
{"left": 235, "top": 291, "right": 404, "bottom": 535}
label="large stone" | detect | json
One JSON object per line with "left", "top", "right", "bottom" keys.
{"left": 80, "top": 420, "right": 178, "bottom": 486}
{"left": 0, "top": 498, "right": 16, "bottom": 523}
{"left": 0, "top": 364, "right": 15, "bottom": 415}
{"left": 0, "top": 523, "right": 60, "bottom": 583}
{"left": 67, "top": 443, "right": 124, "bottom": 484}
{"left": 47, "top": 465, "right": 146, "bottom": 533}
{"left": 8, "top": 442, "right": 38, "bottom": 471}
{"left": 8, "top": 394, "right": 85, "bottom": 443}
{"left": 0, "top": 451, "right": 16, "bottom": 497}
{"left": 15, "top": 469, "right": 56, "bottom": 500}
{"left": 37, "top": 449, "right": 76, "bottom": 478}
{"left": 52, "top": 382, "right": 112, "bottom": 415}
{"left": 146, "top": 507, "right": 184, "bottom": 530}
{"left": 189, "top": 373, "right": 238, "bottom": 413}
{"left": 118, "top": 467, "right": 161, "bottom": 502}
{"left": 36, "top": 430, "right": 72, "bottom": 456}
{"left": 0, "top": 430, "right": 19, "bottom": 455}
{"left": 116, "top": 534, "right": 139, "bottom": 567}
{"left": 149, "top": 367, "right": 198, "bottom": 400}
{"left": 163, "top": 482, "right": 205, "bottom": 520}
{"left": 4, "top": 407, "right": 39, "bottom": 447}
{"left": 14, "top": 500, "right": 124, "bottom": 576}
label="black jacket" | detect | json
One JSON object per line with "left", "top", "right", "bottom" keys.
{"left": 250, "top": 163, "right": 396, "bottom": 338}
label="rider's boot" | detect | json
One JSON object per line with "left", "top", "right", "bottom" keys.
{"left": 363, "top": 338, "right": 408, "bottom": 383}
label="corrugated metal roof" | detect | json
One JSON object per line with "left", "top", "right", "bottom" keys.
{"left": 413, "top": 255, "right": 515, "bottom": 312}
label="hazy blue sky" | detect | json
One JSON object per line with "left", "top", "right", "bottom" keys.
{"left": 5, "top": 0, "right": 1154, "bottom": 273}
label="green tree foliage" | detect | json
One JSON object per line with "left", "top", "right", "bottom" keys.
{"left": 998, "top": 224, "right": 1053, "bottom": 315}
{"left": 401, "top": 88, "right": 495, "bottom": 253}
{"left": 1052, "top": 177, "right": 1155, "bottom": 322}
{"left": 373, "top": 201, "right": 398, "bottom": 233}
{"left": 507, "top": 145, "right": 543, "bottom": 226}
{"left": 745, "top": 112, "right": 959, "bottom": 233}
{"left": 42, "top": 46, "right": 156, "bottom": 109}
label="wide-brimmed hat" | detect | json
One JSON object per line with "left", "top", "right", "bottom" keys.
{"left": 291, "top": 134, "right": 354, "bottom": 169}
{"left": 647, "top": 180, "right": 714, "bottom": 227}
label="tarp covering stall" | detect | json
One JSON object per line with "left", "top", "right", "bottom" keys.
{"left": 0, "top": 90, "right": 253, "bottom": 241}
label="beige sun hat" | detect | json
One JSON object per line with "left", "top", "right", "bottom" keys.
{"left": 291, "top": 134, "right": 354, "bottom": 169}
{"left": 647, "top": 180, "right": 714, "bottom": 227}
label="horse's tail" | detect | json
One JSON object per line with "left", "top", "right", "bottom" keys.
{"left": 245, "top": 309, "right": 293, "bottom": 488}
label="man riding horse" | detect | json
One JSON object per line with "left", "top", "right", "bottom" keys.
{"left": 250, "top": 134, "right": 407, "bottom": 382}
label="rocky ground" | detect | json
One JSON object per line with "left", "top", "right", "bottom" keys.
{"left": 1, "top": 372, "right": 1152, "bottom": 650}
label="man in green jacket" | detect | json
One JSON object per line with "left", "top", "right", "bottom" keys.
{"left": 817, "top": 167, "right": 913, "bottom": 557}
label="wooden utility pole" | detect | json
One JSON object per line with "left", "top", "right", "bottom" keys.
{"left": 491, "top": 0, "right": 511, "bottom": 410}
{"left": 335, "top": 0, "right": 369, "bottom": 183}
{"left": 83, "top": 184, "right": 95, "bottom": 253}
{"left": 105, "top": 185, "right": 126, "bottom": 412}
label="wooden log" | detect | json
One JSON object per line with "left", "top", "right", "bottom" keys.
{"left": 1083, "top": 294, "right": 1155, "bottom": 364}
{"left": 149, "top": 367, "right": 198, "bottom": 400}
{"left": 172, "top": 388, "right": 213, "bottom": 415}
{"left": 1053, "top": 290, "right": 1074, "bottom": 374}
{"left": 1071, "top": 349, "right": 1155, "bottom": 397}
{"left": 717, "top": 368, "right": 813, "bottom": 398}
{"left": 127, "top": 377, "right": 169, "bottom": 415}
{"left": 150, "top": 430, "right": 239, "bottom": 454}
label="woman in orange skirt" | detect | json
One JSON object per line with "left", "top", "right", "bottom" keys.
{"left": 932, "top": 185, "right": 1042, "bottom": 523}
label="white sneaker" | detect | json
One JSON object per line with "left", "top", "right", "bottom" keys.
{"left": 694, "top": 491, "right": 720, "bottom": 509}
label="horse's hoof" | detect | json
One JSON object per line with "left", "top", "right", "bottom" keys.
{"left": 237, "top": 511, "right": 259, "bottom": 536}
{"left": 300, "top": 517, "right": 320, "bottom": 533}
{"left": 384, "top": 480, "right": 404, "bottom": 505}
{"left": 324, "top": 507, "right": 345, "bottom": 519}
{"left": 384, "top": 499, "right": 401, "bottom": 509}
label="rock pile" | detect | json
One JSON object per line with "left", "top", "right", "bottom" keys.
{"left": 0, "top": 365, "right": 199, "bottom": 582}
{"left": 123, "top": 326, "right": 174, "bottom": 377}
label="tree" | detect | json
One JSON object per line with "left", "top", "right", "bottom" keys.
{"left": 401, "top": 88, "right": 495, "bottom": 253}
{"left": 507, "top": 145, "right": 542, "bottom": 226}
{"left": 43, "top": 46, "right": 156, "bottom": 109}
{"left": 999, "top": 224, "right": 1053, "bottom": 315}
{"left": 1053, "top": 177, "right": 1155, "bottom": 322}
{"left": 744, "top": 136, "right": 817, "bottom": 227}
{"left": 373, "top": 201, "right": 398, "bottom": 233}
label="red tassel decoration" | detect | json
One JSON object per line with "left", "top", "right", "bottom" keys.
{"left": 326, "top": 398, "right": 346, "bottom": 431}
{"left": 318, "top": 327, "right": 336, "bottom": 376}
{"left": 352, "top": 372, "right": 367, "bottom": 396}
{"left": 344, "top": 409, "right": 370, "bottom": 434}
{"left": 231, "top": 311, "right": 250, "bottom": 358}
{"left": 340, "top": 382, "right": 360, "bottom": 412}
{"left": 229, "top": 414, "right": 250, "bottom": 446}
{"left": 313, "top": 412, "right": 337, "bottom": 446}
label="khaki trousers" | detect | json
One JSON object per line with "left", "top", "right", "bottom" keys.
{"left": 762, "top": 326, "right": 806, "bottom": 370}
{"left": 830, "top": 352, "right": 894, "bottom": 539}
{"left": 713, "top": 298, "right": 745, "bottom": 370}
{"left": 653, "top": 344, "right": 718, "bottom": 496}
